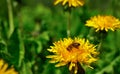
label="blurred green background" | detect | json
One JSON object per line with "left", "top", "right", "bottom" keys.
{"left": 0, "top": 0, "right": 120, "bottom": 74}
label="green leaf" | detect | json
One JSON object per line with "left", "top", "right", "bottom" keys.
{"left": 35, "top": 40, "right": 42, "bottom": 54}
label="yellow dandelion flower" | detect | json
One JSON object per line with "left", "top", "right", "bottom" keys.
{"left": 47, "top": 38, "right": 99, "bottom": 74}
{"left": 54, "top": 0, "right": 85, "bottom": 7}
{"left": 85, "top": 15, "right": 120, "bottom": 32}
{"left": 0, "top": 59, "right": 18, "bottom": 74}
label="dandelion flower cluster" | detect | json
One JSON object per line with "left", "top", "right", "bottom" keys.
{"left": 54, "top": 0, "right": 85, "bottom": 7}
{"left": 0, "top": 59, "right": 18, "bottom": 74}
{"left": 85, "top": 15, "right": 120, "bottom": 32}
{"left": 47, "top": 38, "right": 98, "bottom": 74}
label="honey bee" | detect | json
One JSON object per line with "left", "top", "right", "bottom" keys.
{"left": 67, "top": 42, "right": 80, "bottom": 51}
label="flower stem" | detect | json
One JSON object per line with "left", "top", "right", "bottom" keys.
{"left": 64, "top": 5, "right": 72, "bottom": 37}
{"left": 97, "top": 30, "right": 107, "bottom": 51}
{"left": 67, "top": 12, "right": 71, "bottom": 37}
